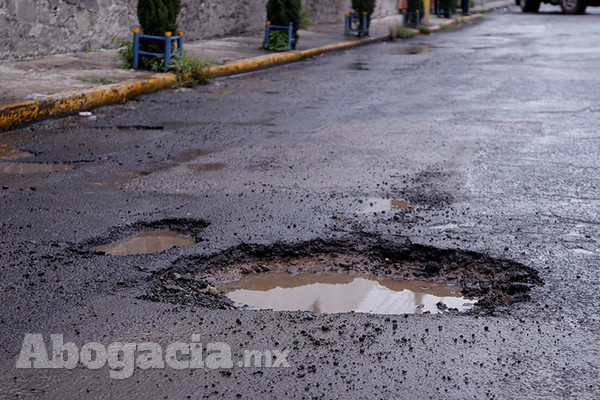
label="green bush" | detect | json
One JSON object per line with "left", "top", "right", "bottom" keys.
{"left": 266, "top": 0, "right": 301, "bottom": 49}
{"left": 137, "top": 0, "right": 181, "bottom": 53}
{"left": 265, "top": 30, "right": 291, "bottom": 52}
{"left": 351, "top": 0, "right": 376, "bottom": 34}
{"left": 440, "top": 0, "right": 458, "bottom": 17}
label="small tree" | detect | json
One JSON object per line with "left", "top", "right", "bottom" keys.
{"left": 266, "top": 0, "right": 301, "bottom": 49}
{"left": 137, "top": 0, "right": 181, "bottom": 53}
{"left": 351, "top": 0, "right": 376, "bottom": 35}
{"left": 406, "top": 0, "right": 424, "bottom": 26}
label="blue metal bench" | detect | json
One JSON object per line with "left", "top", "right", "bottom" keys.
{"left": 132, "top": 29, "right": 184, "bottom": 70}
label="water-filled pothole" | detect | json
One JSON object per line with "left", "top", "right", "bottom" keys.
{"left": 396, "top": 44, "right": 432, "bottom": 55}
{"left": 220, "top": 272, "right": 475, "bottom": 314}
{"left": 187, "top": 163, "right": 226, "bottom": 172}
{"left": 147, "top": 235, "right": 543, "bottom": 314}
{"left": 95, "top": 230, "right": 195, "bottom": 256}
{"left": 0, "top": 162, "right": 73, "bottom": 174}
{"left": 360, "top": 198, "right": 411, "bottom": 214}
{"left": 0, "top": 149, "right": 34, "bottom": 160}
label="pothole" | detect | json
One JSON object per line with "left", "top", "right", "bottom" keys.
{"left": 95, "top": 230, "right": 195, "bottom": 256}
{"left": 360, "top": 198, "right": 411, "bottom": 214}
{"left": 396, "top": 44, "right": 432, "bottom": 55}
{"left": 187, "top": 163, "right": 227, "bottom": 172}
{"left": 81, "top": 218, "right": 209, "bottom": 258}
{"left": 0, "top": 162, "right": 73, "bottom": 174}
{"left": 147, "top": 235, "right": 543, "bottom": 314}
{"left": 0, "top": 149, "right": 34, "bottom": 160}
{"left": 220, "top": 272, "right": 475, "bottom": 314}
{"left": 351, "top": 62, "right": 370, "bottom": 71}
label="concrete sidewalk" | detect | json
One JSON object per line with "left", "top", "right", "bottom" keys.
{"left": 0, "top": 1, "right": 511, "bottom": 131}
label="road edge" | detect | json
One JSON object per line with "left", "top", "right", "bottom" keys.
{"left": 0, "top": 14, "right": 483, "bottom": 133}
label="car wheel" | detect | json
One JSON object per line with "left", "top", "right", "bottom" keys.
{"left": 560, "top": 0, "right": 587, "bottom": 13}
{"left": 521, "top": 0, "right": 541, "bottom": 11}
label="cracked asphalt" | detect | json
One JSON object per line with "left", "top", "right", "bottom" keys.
{"left": 2, "top": 7, "right": 600, "bottom": 399}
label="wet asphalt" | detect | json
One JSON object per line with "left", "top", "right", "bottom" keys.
{"left": 2, "top": 6, "right": 600, "bottom": 399}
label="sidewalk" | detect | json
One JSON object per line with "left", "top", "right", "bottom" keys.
{"left": 0, "top": 2, "right": 511, "bottom": 130}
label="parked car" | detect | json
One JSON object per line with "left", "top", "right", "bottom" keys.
{"left": 518, "top": 0, "right": 595, "bottom": 14}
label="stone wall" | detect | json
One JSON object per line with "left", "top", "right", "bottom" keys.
{"left": 1, "top": 0, "right": 399, "bottom": 61}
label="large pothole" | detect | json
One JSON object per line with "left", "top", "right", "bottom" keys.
{"left": 146, "top": 234, "right": 543, "bottom": 314}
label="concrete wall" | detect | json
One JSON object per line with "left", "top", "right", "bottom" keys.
{"left": 1, "top": 0, "right": 399, "bottom": 61}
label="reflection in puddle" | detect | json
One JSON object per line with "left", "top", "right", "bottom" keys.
{"left": 209, "top": 91, "right": 234, "bottom": 95}
{"left": 84, "top": 171, "right": 150, "bottom": 186}
{"left": 360, "top": 198, "right": 410, "bottom": 213}
{"left": 187, "top": 163, "right": 226, "bottom": 172}
{"left": 0, "top": 162, "right": 73, "bottom": 174}
{"left": 0, "top": 149, "right": 34, "bottom": 160}
{"left": 95, "top": 230, "right": 195, "bottom": 256}
{"left": 221, "top": 272, "right": 475, "bottom": 314}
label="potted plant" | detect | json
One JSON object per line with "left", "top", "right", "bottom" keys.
{"left": 266, "top": 0, "right": 301, "bottom": 50}
{"left": 351, "top": 0, "right": 376, "bottom": 36}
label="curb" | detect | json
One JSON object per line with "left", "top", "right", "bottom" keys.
{"left": 0, "top": 14, "right": 482, "bottom": 133}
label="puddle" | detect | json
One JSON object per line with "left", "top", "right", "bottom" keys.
{"left": 0, "top": 149, "right": 34, "bottom": 160}
{"left": 264, "top": 91, "right": 280, "bottom": 95}
{"left": 209, "top": 91, "right": 234, "bottom": 95}
{"left": 0, "top": 162, "right": 73, "bottom": 174}
{"left": 95, "top": 230, "right": 195, "bottom": 256}
{"left": 396, "top": 44, "right": 431, "bottom": 55}
{"left": 187, "top": 163, "right": 226, "bottom": 172}
{"left": 178, "top": 149, "right": 213, "bottom": 162}
{"left": 351, "top": 62, "right": 370, "bottom": 71}
{"left": 391, "top": 67, "right": 405, "bottom": 72}
{"left": 220, "top": 272, "right": 475, "bottom": 314}
{"left": 360, "top": 198, "right": 410, "bottom": 213}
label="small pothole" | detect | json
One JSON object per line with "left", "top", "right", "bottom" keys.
{"left": 95, "top": 230, "right": 195, "bottom": 256}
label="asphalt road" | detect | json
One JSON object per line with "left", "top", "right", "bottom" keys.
{"left": 2, "top": 6, "right": 600, "bottom": 399}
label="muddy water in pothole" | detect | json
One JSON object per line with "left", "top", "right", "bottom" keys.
{"left": 360, "top": 198, "right": 410, "bottom": 213}
{"left": 95, "top": 230, "right": 195, "bottom": 256}
{"left": 187, "top": 163, "right": 226, "bottom": 172}
{"left": 0, "top": 162, "right": 73, "bottom": 174}
{"left": 0, "top": 149, "right": 34, "bottom": 160}
{"left": 220, "top": 272, "right": 475, "bottom": 314}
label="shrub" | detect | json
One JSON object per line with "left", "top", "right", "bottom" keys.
{"left": 351, "top": 0, "right": 376, "bottom": 34}
{"left": 266, "top": 0, "right": 301, "bottom": 49}
{"left": 406, "top": 0, "right": 424, "bottom": 27}
{"left": 417, "top": 25, "right": 431, "bottom": 34}
{"left": 388, "top": 24, "right": 416, "bottom": 40}
{"left": 265, "top": 30, "right": 291, "bottom": 52}
{"left": 137, "top": 0, "right": 182, "bottom": 54}
{"left": 439, "top": 0, "right": 458, "bottom": 17}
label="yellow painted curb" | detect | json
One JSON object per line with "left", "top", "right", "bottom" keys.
{"left": 0, "top": 73, "right": 176, "bottom": 132}
{"left": 430, "top": 13, "right": 483, "bottom": 32}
